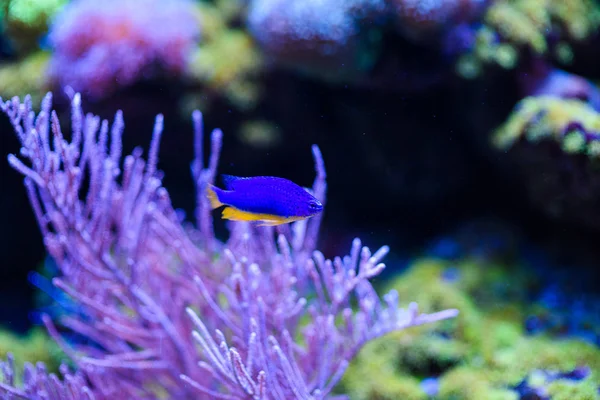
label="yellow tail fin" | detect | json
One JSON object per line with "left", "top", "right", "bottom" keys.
{"left": 206, "top": 184, "right": 223, "bottom": 209}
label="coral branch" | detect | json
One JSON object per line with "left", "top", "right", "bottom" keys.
{"left": 1, "top": 92, "right": 457, "bottom": 399}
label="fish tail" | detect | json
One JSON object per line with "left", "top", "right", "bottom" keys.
{"left": 206, "top": 184, "right": 224, "bottom": 209}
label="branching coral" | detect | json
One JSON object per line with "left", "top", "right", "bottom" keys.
{"left": 47, "top": 0, "right": 200, "bottom": 99}
{"left": 0, "top": 91, "right": 457, "bottom": 399}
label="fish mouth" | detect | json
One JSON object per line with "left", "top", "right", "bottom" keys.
{"left": 308, "top": 199, "right": 323, "bottom": 214}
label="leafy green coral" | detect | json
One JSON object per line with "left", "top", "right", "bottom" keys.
{"left": 188, "top": 29, "right": 263, "bottom": 111}
{"left": 339, "top": 257, "right": 600, "bottom": 400}
{"left": 492, "top": 95, "right": 600, "bottom": 230}
{"left": 457, "top": 0, "right": 600, "bottom": 78}
{"left": 438, "top": 367, "right": 519, "bottom": 400}
{"left": 238, "top": 120, "right": 282, "bottom": 149}
{"left": 0, "top": 51, "right": 50, "bottom": 102}
{"left": 546, "top": 377, "right": 600, "bottom": 400}
{"left": 185, "top": 0, "right": 263, "bottom": 112}
{"left": 1, "top": 0, "right": 66, "bottom": 54}
{"left": 493, "top": 96, "right": 600, "bottom": 156}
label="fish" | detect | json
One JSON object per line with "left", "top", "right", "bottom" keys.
{"left": 206, "top": 175, "right": 323, "bottom": 226}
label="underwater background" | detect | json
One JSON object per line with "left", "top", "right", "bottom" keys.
{"left": 0, "top": 0, "right": 599, "bottom": 398}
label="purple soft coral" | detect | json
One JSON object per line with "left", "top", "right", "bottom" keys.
{"left": 0, "top": 91, "right": 458, "bottom": 399}
{"left": 389, "top": 0, "right": 488, "bottom": 40}
{"left": 47, "top": 0, "right": 200, "bottom": 99}
{"left": 246, "top": 0, "right": 386, "bottom": 80}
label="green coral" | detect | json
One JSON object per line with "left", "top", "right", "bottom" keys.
{"left": 458, "top": 0, "right": 600, "bottom": 78}
{"left": 1, "top": 0, "right": 66, "bottom": 54}
{"left": 185, "top": 0, "right": 263, "bottom": 112}
{"left": 0, "top": 51, "right": 50, "bottom": 103}
{"left": 547, "top": 378, "right": 600, "bottom": 400}
{"left": 0, "top": 327, "right": 63, "bottom": 384}
{"left": 491, "top": 95, "right": 600, "bottom": 230}
{"left": 438, "top": 367, "right": 519, "bottom": 400}
{"left": 238, "top": 120, "right": 282, "bottom": 149}
{"left": 188, "top": 29, "right": 263, "bottom": 111}
{"left": 436, "top": 335, "right": 600, "bottom": 400}
{"left": 339, "top": 256, "right": 600, "bottom": 400}
{"left": 493, "top": 96, "right": 600, "bottom": 156}
{"left": 335, "top": 330, "right": 428, "bottom": 400}
{"left": 0, "top": 50, "right": 50, "bottom": 102}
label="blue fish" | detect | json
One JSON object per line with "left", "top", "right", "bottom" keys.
{"left": 206, "top": 175, "right": 323, "bottom": 226}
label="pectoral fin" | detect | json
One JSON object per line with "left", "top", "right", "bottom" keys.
{"left": 256, "top": 219, "right": 286, "bottom": 227}
{"left": 256, "top": 216, "right": 305, "bottom": 226}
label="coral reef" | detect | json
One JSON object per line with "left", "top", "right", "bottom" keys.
{"left": 520, "top": 67, "right": 600, "bottom": 110}
{"left": 527, "top": 283, "right": 600, "bottom": 345}
{"left": 1, "top": 0, "right": 66, "bottom": 55}
{"left": 47, "top": 0, "right": 200, "bottom": 99}
{"left": 339, "top": 256, "right": 600, "bottom": 400}
{"left": 0, "top": 91, "right": 457, "bottom": 398}
{"left": 188, "top": 29, "right": 262, "bottom": 111}
{"left": 187, "top": 0, "right": 263, "bottom": 111}
{"left": 1, "top": 0, "right": 600, "bottom": 398}
{"left": 245, "top": 0, "right": 488, "bottom": 85}
{"left": 456, "top": 0, "right": 600, "bottom": 78}
{"left": 237, "top": 119, "right": 282, "bottom": 149}
{"left": 493, "top": 95, "right": 600, "bottom": 229}
{"left": 513, "top": 366, "right": 599, "bottom": 400}
{"left": 246, "top": 0, "right": 386, "bottom": 83}
{"left": 0, "top": 51, "right": 49, "bottom": 103}
{"left": 388, "top": 0, "right": 487, "bottom": 41}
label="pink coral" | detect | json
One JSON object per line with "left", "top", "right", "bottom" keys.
{"left": 47, "top": 0, "right": 200, "bottom": 98}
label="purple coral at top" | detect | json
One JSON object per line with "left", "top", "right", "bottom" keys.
{"left": 47, "top": 0, "right": 200, "bottom": 99}
{"left": 247, "top": 0, "right": 387, "bottom": 51}
{"left": 389, "top": 0, "right": 487, "bottom": 40}
{"left": 246, "top": 0, "right": 386, "bottom": 77}
{"left": 245, "top": 0, "right": 490, "bottom": 83}
{"left": 0, "top": 91, "right": 458, "bottom": 399}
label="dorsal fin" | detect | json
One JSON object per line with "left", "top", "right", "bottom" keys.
{"left": 222, "top": 174, "right": 244, "bottom": 190}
